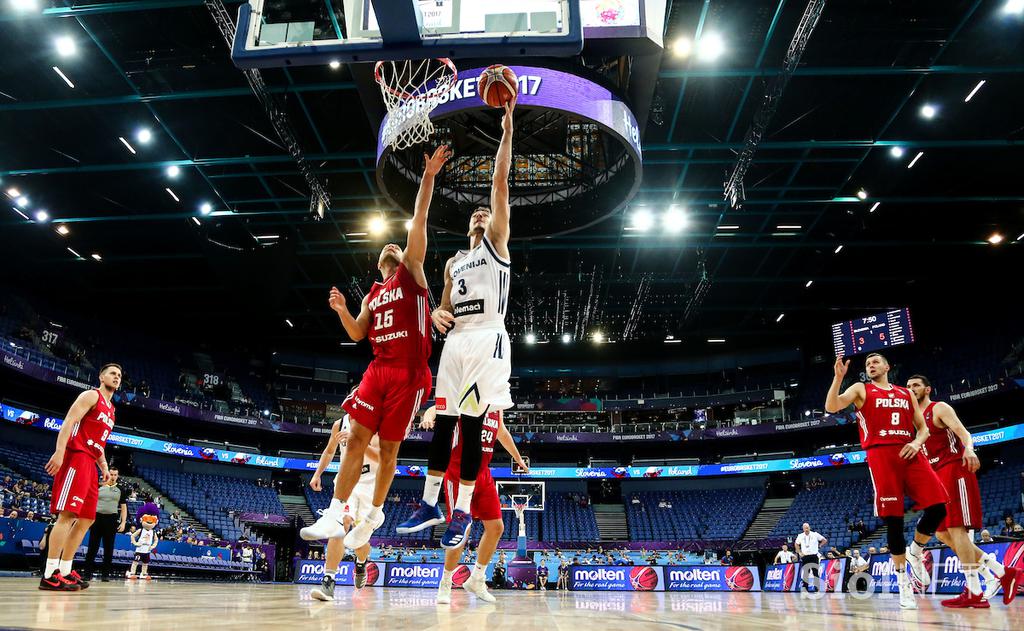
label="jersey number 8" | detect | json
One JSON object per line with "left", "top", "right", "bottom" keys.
{"left": 891, "top": 412, "right": 901, "bottom": 426}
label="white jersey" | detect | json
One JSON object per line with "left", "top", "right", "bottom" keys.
{"left": 338, "top": 416, "right": 376, "bottom": 486}
{"left": 448, "top": 234, "right": 511, "bottom": 329}
{"left": 134, "top": 529, "right": 157, "bottom": 554}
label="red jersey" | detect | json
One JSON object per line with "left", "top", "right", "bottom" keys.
{"left": 68, "top": 389, "right": 115, "bottom": 460}
{"left": 856, "top": 382, "right": 916, "bottom": 449}
{"left": 365, "top": 263, "right": 431, "bottom": 364}
{"left": 922, "top": 401, "right": 963, "bottom": 470}
{"left": 448, "top": 410, "right": 501, "bottom": 479}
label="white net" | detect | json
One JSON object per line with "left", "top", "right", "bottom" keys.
{"left": 375, "top": 58, "right": 458, "bottom": 151}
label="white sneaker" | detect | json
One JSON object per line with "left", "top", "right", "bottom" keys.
{"left": 906, "top": 549, "right": 930, "bottom": 587}
{"left": 301, "top": 510, "right": 346, "bottom": 541}
{"left": 343, "top": 509, "right": 385, "bottom": 550}
{"left": 462, "top": 574, "right": 496, "bottom": 603}
{"left": 437, "top": 579, "right": 453, "bottom": 605}
{"left": 981, "top": 555, "right": 1001, "bottom": 601}
{"left": 899, "top": 583, "right": 918, "bottom": 609}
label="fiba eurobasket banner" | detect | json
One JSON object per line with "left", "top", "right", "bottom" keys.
{"left": 568, "top": 565, "right": 761, "bottom": 592}
{"left": 868, "top": 542, "right": 1024, "bottom": 594}
{"left": 294, "top": 560, "right": 474, "bottom": 589}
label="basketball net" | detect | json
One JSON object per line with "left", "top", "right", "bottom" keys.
{"left": 375, "top": 58, "right": 457, "bottom": 150}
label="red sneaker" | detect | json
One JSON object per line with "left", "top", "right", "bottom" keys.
{"left": 38, "top": 571, "right": 82, "bottom": 592}
{"left": 1000, "top": 566, "right": 1019, "bottom": 605}
{"left": 66, "top": 570, "right": 90, "bottom": 590}
{"left": 942, "top": 589, "right": 989, "bottom": 609}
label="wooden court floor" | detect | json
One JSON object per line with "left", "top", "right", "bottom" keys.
{"left": 0, "top": 578, "right": 1021, "bottom": 630}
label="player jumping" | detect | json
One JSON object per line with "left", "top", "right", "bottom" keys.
{"left": 398, "top": 101, "right": 517, "bottom": 549}
{"left": 300, "top": 145, "right": 451, "bottom": 549}
{"left": 907, "top": 375, "right": 1019, "bottom": 607}
{"left": 826, "top": 353, "right": 947, "bottom": 609}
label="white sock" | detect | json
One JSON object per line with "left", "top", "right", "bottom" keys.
{"left": 44, "top": 558, "right": 59, "bottom": 579}
{"left": 329, "top": 498, "right": 345, "bottom": 515}
{"left": 896, "top": 566, "right": 910, "bottom": 587}
{"left": 442, "top": 568, "right": 455, "bottom": 583}
{"left": 474, "top": 562, "right": 486, "bottom": 575}
{"left": 455, "top": 483, "right": 475, "bottom": 513}
{"left": 58, "top": 560, "right": 72, "bottom": 577}
{"left": 332, "top": 567, "right": 342, "bottom": 580}
{"left": 981, "top": 552, "right": 1005, "bottom": 578}
{"left": 964, "top": 566, "right": 982, "bottom": 596}
{"left": 368, "top": 504, "right": 384, "bottom": 522}
{"left": 423, "top": 474, "right": 443, "bottom": 506}
{"left": 909, "top": 541, "right": 924, "bottom": 557}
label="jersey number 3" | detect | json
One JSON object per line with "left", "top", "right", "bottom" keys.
{"left": 457, "top": 278, "right": 468, "bottom": 296}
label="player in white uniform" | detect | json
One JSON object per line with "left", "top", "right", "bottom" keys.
{"left": 397, "top": 100, "right": 516, "bottom": 549}
{"left": 303, "top": 415, "right": 380, "bottom": 600}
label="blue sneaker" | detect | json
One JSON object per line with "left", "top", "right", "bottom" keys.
{"left": 395, "top": 499, "right": 446, "bottom": 534}
{"left": 441, "top": 509, "right": 473, "bottom": 549}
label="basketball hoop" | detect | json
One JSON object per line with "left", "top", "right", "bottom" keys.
{"left": 375, "top": 58, "right": 457, "bottom": 151}
{"left": 512, "top": 502, "right": 528, "bottom": 522}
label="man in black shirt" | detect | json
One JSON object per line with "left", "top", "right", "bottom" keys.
{"left": 83, "top": 468, "right": 128, "bottom": 581}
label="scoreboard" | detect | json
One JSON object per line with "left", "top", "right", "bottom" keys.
{"left": 831, "top": 308, "right": 915, "bottom": 357}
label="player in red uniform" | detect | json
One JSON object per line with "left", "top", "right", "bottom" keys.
{"left": 419, "top": 407, "right": 528, "bottom": 605}
{"left": 907, "top": 375, "right": 1019, "bottom": 607}
{"left": 826, "top": 353, "right": 947, "bottom": 609}
{"left": 300, "top": 145, "right": 451, "bottom": 549}
{"left": 39, "top": 363, "right": 121, "bottom": 591}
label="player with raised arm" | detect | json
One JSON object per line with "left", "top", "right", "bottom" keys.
{"left": 305, "top": 416, "right": 381, "bottom": 600}
{"left": 40, "top": 363, "right": 121, "bottom": 591}
{"left": 300, "top": 145, "right": 451, "bottom": 550}
{"left": 825, "top": 353, "right": 947, "bottom": 609}
{"left": 906, "top": 375, "right": 1019, "bottom": 607}
{"left": 398, "top": 101, "right": 517, "bottom": 549}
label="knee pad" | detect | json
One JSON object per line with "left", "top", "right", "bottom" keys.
{"left": 916, "top": 502, "right": 947, "bottom": 537}
{"left": 886, "top": 517, "right": 907, "bottom": 556}
{"left": 427, "top": 415, "right": 457, "bottom": 472}
{"left": 458, "top": 412, "right": 486, "bottom": 481}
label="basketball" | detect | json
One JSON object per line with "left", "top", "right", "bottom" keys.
{"left": 452, "top": 564, "right": 472, "bottom": 587}
{"left": 725, "top": 567, "right": 754, "bottom": 591}
{"left": 478, "top": 64, "right": 518, "bottom": 108}
{"left": 629, "top": 566, "right": 659, "bottom": 591}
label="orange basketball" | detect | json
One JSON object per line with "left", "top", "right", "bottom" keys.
{"left": 478, "top": 64, "right": 518, "bottom": 108}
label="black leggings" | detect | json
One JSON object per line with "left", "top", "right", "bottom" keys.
{"left": 84, "top": 513, "right": 119, "bottom": 578}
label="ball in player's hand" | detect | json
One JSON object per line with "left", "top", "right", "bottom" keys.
{"left": 479, "top": 65, "right": 518, "bottom": 108}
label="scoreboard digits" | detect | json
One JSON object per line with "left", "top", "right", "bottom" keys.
{"left": 831, "top": 308, "right": 915, "bottom": 357}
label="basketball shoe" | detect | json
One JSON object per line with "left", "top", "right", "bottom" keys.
{"left": 437, "top": 577, "right": 453, "bottom": 604}
{"left": 462, "top": 572, "right": 496, "bottom": 603}
{"left": 301, "top": 509, "right": 347, "bottom": 541}
{"left": 906, "top": 547, "right": 930, "bottom": 588}
{"left": 312, "top": 575, "right": 335, "bottom": 601}
{"left": 38, "top": 571, "right": 81, "bottom": 592}
{"left": 354, "top": 561, "right": 367, "bottom": 589}
{"left": 983, "top": 563, "right": 1019, "bottom": 605}
{"left": 66, "top": 570, "right": 90, "bottom": 590}
{"left": 344, "top": 508, "right": 385, "bottom": 550}
{"left": 441, "top": 509, "right": 473, "bottom": 549}
{"left": 396, "top": 500, "right": 445, "bottom": 534}
{"left": 942, "top": 588, "right": 989, "bottom": 609}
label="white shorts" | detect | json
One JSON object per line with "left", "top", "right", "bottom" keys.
{"left": 434, "top": 325, "right": 513, "bottom": 417}
{"left": 338, "top": 477, "right": 375, "bottom": 522}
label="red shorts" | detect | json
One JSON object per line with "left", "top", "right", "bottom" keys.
{"left": 935, "top": 462, "right": 982, "bottom": 531}
{"left": 866, "top": 445, "right": 948, "bottom": 518}
{"left": 444, "top": 468, "right": 501, "bottom": 522}
{"left": 50, "top": 449, "right": 99, "bottom": 520}
{"left": 342, "top": 361, "right": 431, "bottom": 442}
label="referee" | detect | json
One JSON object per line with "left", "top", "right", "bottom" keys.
{"left": 83, "top": 467, "right": 128, "bottom": 582}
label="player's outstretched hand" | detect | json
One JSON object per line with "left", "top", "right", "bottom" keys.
{"left": 309, "top": 475, "right": 322, "bottom": 492}
{"left": 424, "top": 144, "right": 452, "bottom": 177}
{"left": 431, "top": 309, "right": 455, "bottom": 334}
{"left": 962, "top": 447, "right": 980, "bottom": 473}
{"left": 501, "top": 98, "right": 516, "bottom": 133}
{"left": 100, "top": 470, "right": 111, "bottom": 485}
{"left": 515, "top": 459, "right": 530, "bottom": 475}
{"left": 899, "top": 441, "right": 922, "bottom": 460}
{"left": 45, "top": 451, "right": 64, "bottom": 476}
{"left": 328, "top": 286, "right": 347, "bottom": 313}
{"left": 833, "top": 356, "right": 849, "bottom": 379}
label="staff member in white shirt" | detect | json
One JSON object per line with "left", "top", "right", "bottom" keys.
{"left": 795, "top": 522, "right": 827, "bottom": 591}
{"left": 774, "top": 543, "right": 797, "bottom": 565}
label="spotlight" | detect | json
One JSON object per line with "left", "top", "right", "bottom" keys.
{"left": 56, "top": 225, "right": 70, "bottom": 236}
{"left": 199, "top": 202, "right": 213, "bottom": 215}
{"left": 889, "top": 146, "right": 905, "bottom": 158}
{"left": 870, "top": 202, "right": 880, "bottom": 213}
{"left": 10, "top": 0, "right": 39, "bottom": 12}
{"left": 988, "top": 233, "right": 1004, "bottom": 245}
{"left": 6, "top": 188, "right": 20, "bottom": 198}
{"left": 369, "top": 215, "right": 387, "bottom": 235}
{"left": 805, "top": 280, "right": 814, "bottom": 288}
{"left": 919, "top": 104, "right": 937, "bottom": 119}
{"left": 34, "top": 210, "right": 48, "bottom": 222}
{"left": 671, "top": 37, "right": 692, "bottom": 58}
{"left": 663, "top": 207, "right": 688, "bottom": 234}
{"left": 136, "top": 128, "right": 153, "bottom": 144}
{"left": 329, "top": 60, "right": 341, "bottom": 70}
{"left": 166, "top": 165, "right": 181, "bottom": 178}
{"left": 630, "top": 209, "right": 653, "bottom": 232}
{"left": 525, "top": 333, "right": 536, "bottom": 345}
{"left": 1003, "top": 0, "right": 1024, "bottom": 15}
{"left": 16, "top": 196, "right": 29, "bottom": 208}
{"left": 263, "top": 409, "right": 271, "bottom": 416}
{"left": 776, "top": 313, "right": 785, "bottom": 323}
{"left": 561, "top": 333, "right": 571, "bottom": 344}
{"left": 285, "top": 319, "right": 294, "bottom": 328}
{"left": 834, "top": 245, "right": 844, "bottom": 254}
{"left": 54, "top": 36, "right": 76, "bottom": 57}
{"left": 804, "top": 410, "right": 811, "bottom": 417}
{"left": 91, "top": 253, "right": 102, "bottom": 261}
{"left": 856, "top": 189, "right": 868, "bottom": 200}
{"left": 592, "top": 331, "right": 604, "bottom": 344}
{"left": 697, "top": 33, "right": 725, "bottom": 62}
{"left": 404, "top": 219, "right": 413, "bottom": 231}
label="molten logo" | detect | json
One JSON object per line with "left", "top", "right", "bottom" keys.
{"left": 390, "top": 565, "right": 440, "bottom": 579}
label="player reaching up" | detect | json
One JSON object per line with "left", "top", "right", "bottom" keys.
{"left": 906, "top": 375, "right": 1019, "bottom": 607}
{"left": 305, "top": 416, "right": 380, "bottom": 600}
{"left": 398, "top": 100, "right": 517, "bottom": 549}
{"left": 300, "top": 145, "right": 451, "bottom": 549}
{"left": 826, "top": 353, "right": 947, "bottom": 609}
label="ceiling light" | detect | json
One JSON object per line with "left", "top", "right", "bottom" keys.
{"left": 165, "top": 188, "right": 180, "bottom": 202}
{"left": 834, "top": 245, "right": 844, "bottom": 254}
{"left": 118, "top": 137, "right": 136, "bottom": 154}
{"left": 717, "top": 225, "right": 740, "bottom": 230}
{"left": 663, "top": 207, "right": 687, "bottom": 234}
{"left": 919, "top": 104, "right": 937, "bottom": 119}
{"left": 1017, "top": 232, "right": 1024, "bottom": 242}
{"left": 664, "top": 339, "right": 681, "bottom": 344}
{"left": 200, "top": 202, "right": 213, "bottom": 215}
{"left": 347, "top": 232, "right": 367, "bottom": 237}
{"left": 55, "top": 36, "right": 76, "bottom": 57}
{"left": 329, "top": 60, "right": 341, "bottom": 69}
{"left": 889, "top": 146, "right": 905, "bottom": 158}
{"left": 630, "top": 209, "right": 653, "bottom": 232}
{"left": 525, "top": 333, "right": 536, "bottom": 345}
{"left": 191, "top": 217, "right": 201, "bottom": 226}
{"left": 34, "top": 210, "right": 48, "bottom": 222}
{"left": 15, "top": 196, "right": 29, "bottom": 208}
{"left": 369, "top": 216, "right": 387, "bottom": 235}
{"left": 56, "top": 225, "right": 69, "bottom": 236}
{"left": 776, "top": 313, "right": 785, "bottom": 323}
{"left": 561, "top": 333, "right": 571, "bottom": 344}
{"left": 707, "top": 338, "right": 726, "bottom": 343}
{"left": 907, "top": 151, "right": 924, "bottom": 169}
{"left": 665, "top": 335, "right": 674, "bottom": 340}
{"left": 52, "top": 66, "right": 75, "bottom": 88}
{"left": 776, "top": 225, "right": 802, "bottom": 230}
{"left": 404, "top": 219, "right": 413, "bottom": 231}
{"left": 988, "top": 233, "right": 1004, "bottom": 245}
{"left": 285, "top": 319, "right": 294, "bottom": 328}
{"left": 11, "top": 0, "right": 40, "bottom": 12}
{"left": 91, "top": 253, "right": 102, "bottom": 261}
{"left": 965, "top": 80, "right": 986, "bottom": 102}
{"left": 136, "top": 128, "right": 153, "bottom": 144}
{"left": 592, "top": 331, "right": 604, "bottom": 344}
{"left": 6, "top": 188, "right": 20, "bottom": 198}
{"left": 166, "top": 165, "right": 181, "bottom": 178}
{"left": 805, "top": 280, "right": 814, "bottom": 288}
{"left": 856, "top": 189, "right": 868, "bottom": 200}
{"left": 254, "top": 234, "right": 280, "bottom": 240}
{"left": 11, "top": 208, "right": 29, "bottom": 220}
{"left": 869, "top": 202, "right": 880, "bottom": 213}
{"left": 696, "top": 33, "right": 725, "bottom": 62}
{"left": 671, "top": 37, "right": 692, "bottom": 58}
{"left": 1003, "top": 0, "right": 1024, "bottom": 15}
{"left": 67, "top": 247, "right": 82, "bottom": 258}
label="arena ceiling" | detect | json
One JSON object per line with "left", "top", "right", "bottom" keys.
{"left": 0, "top": 0, "right": 1022, "bottom": 357}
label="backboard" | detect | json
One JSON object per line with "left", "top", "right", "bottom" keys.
{"left": 497, "top": 481, "right": 545, "bottom": 511}
{"left": 232, "top": 0, "right": 584, "bottom": 68}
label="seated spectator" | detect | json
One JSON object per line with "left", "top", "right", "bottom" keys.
{"left": 1002, "top": 517, "right": 1017, "bottom": 536}
{"left": 720, "top": 549, "right": 734, "bottom": 566}
{"left": 879, "top": 546, "right": 889, "bottom": 554}
{"left": 6, "top": 508, "right": 20, "bottom": 519}
{"left": 980, "top": 529, "right": 994, "bottom": 543}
